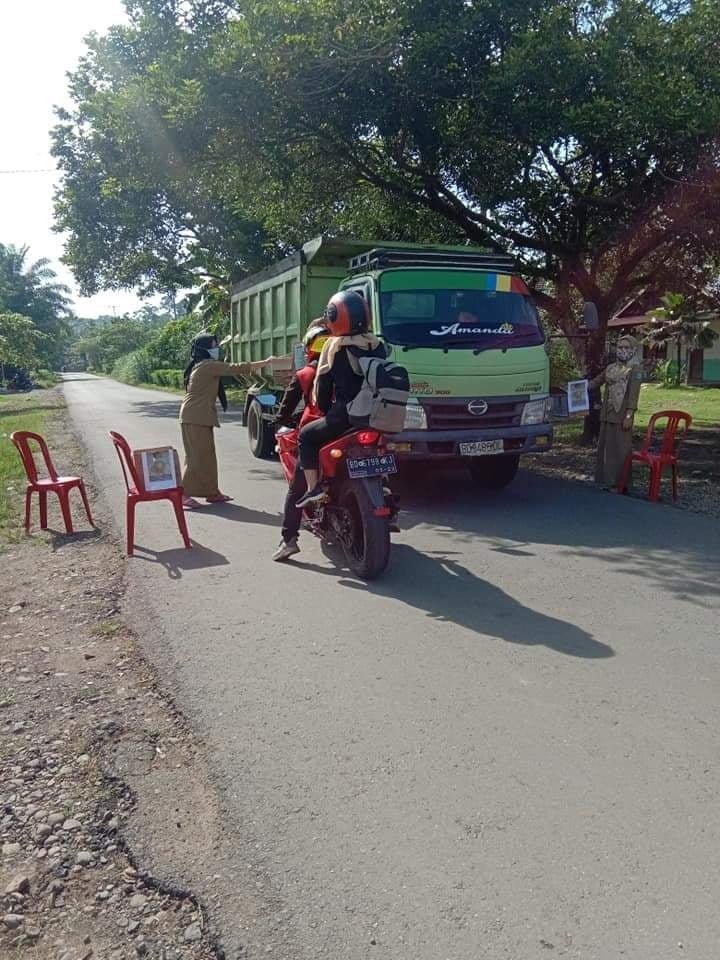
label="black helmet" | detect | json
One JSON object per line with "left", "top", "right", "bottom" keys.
{"left": 190, "top": 333, "right": 216, "bottom": 359}
{"left": 324, "top": 291, "right": 370, "bottom": 337}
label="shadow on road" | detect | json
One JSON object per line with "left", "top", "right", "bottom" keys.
{"left": 48, "top": 528, "right": 103, "bottom": 552}
{"left": 293, "top": 542, "right": 611, "bottom": 660}
{"left": 131, "top": 541, "right": 229, "bottom": 579}
{"left": 199, "top": 502, "right": 281, "bottom": 526}
{"left": 392, "top": 467, "right": 720, "bottom": 606}
{"left": 127, "top": 398, "right": 245, "bottom": 425}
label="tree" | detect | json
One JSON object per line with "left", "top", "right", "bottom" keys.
{"left": 75, "top": 317, "right": 156, "bottom": 372}
{"left": 0, "top": 312, "right": 44, "bottom": 380}
{"left": 645, "top": 293, "right": 719, "bottom": 385}
{"left": 53, "top": 0, "right": 720, "bottom": 368}
{"left": 0, "top": 244, "right": 73, "bottom": 369}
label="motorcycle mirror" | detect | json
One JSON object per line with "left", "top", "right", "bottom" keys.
{"left": 582, "top": 302, "right": 600, "bottom": 331}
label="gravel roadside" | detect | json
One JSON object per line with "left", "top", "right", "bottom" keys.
{"left": 1, "top": 391, "right": 224, "bottom": 960}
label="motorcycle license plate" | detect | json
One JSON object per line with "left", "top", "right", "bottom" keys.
{"left": 459, "top": 439, "right": 504, "bottom": 456}
{"left": 347, "top": 453, "right": 398, "bottom": 479}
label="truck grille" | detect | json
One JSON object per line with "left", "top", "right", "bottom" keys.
{"left": 423, "top": 397, "right": 523, "bottom": 430}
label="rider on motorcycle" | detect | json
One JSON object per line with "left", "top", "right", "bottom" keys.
{"left": 294, "top": 290, "right": 386, "bottom": 510}
{"left": 272, "top": 324, "right": 329, "bottom": 561}
{"left": 274, "top": 322, "right": 328, "bottom": 431}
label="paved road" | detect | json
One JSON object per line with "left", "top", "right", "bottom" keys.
{"left": 62, "top": 373, "right": 720, "bottom": 960}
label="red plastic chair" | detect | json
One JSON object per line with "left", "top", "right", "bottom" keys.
{"left": 109, "top": 431, "right": 191, "bottom": 556}
{"left": 620, "top": 410, "right": 692, "bottom": 503}
{"left": 10, "top": 431, "right": 94, "bottom": 534}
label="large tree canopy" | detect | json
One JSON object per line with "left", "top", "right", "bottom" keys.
{"left": 53, "top": 0, "right": 720, "bottom": 353}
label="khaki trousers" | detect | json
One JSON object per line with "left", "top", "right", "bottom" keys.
{"left": 180, "top": 424, "right": 220, "bottom": 498}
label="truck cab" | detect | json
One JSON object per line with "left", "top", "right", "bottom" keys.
{"left": 339, "top": 246, "right": 552, "bottom": 487}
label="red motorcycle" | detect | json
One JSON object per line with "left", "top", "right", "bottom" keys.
{"left": 276, "top": 426, "right": 398, "bottom": 579}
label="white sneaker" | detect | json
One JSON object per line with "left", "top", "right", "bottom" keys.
{"left": 272, "top": 538, "right": 300, "bottom": 562}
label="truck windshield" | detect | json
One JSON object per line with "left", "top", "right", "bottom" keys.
{"left": 379, "top": 284, "right": 544, "bottom": 350}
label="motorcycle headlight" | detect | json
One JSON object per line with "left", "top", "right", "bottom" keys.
{"left": 403, "top": 401, "right": 428, "bottom": 430}
{"left": 521, "top": 397, "right": 552, "bottom": 425}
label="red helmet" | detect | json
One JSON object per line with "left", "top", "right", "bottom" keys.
{"left": 323, "top": 290, "right": 370, "bottom": 337}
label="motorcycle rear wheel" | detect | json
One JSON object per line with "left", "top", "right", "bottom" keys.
{"left": 338, "top": 480, "right": 390, "bottom": 580}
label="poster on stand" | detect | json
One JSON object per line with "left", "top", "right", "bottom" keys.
{"left": 567, "top": 379, "right": 590, "bottom": 415}
{"left": 134, "top": 447, "right": 179, "bottom": 492}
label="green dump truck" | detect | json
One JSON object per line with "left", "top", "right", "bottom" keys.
{"left": 229, "top": 236, "right": 552, "bottom": 487}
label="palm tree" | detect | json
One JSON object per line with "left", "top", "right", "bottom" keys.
{"left": 645, "top": 293, "right": 719, "bottom": 385}
{"left": 0, "top": 244, "right": 74, "bottom": 367}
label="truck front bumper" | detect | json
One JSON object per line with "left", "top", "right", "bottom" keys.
{"left": 383, "top": 424, "right": 553, "bottom": 459}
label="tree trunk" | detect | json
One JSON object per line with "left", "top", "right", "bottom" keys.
{"left": 581, "top": 326, "right": 607, "bottom": 445}
{"left": 676, "top": 339, "right": 682, "bottom": 386}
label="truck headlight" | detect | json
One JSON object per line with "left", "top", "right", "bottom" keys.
{"left": 521, "top": 397, "right": 552, "bottom": 425}
{"left": 403, "top": 401, "right": 427, "bottom": 430}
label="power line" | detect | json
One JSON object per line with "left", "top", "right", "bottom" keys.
{"left": 0, "top": 168, "right": 55, "bottom": 174}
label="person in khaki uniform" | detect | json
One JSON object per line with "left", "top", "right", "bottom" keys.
{"left": 180, "top": 334, "right": 270, "bottom": 509}
{"left": 588, "top": 334, "right": 644, "bottom": 491}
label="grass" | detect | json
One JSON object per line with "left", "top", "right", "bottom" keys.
{"left": 554, "top": 384, "right": 720, "bottom": 443}
{"left": 91, "top": 619, "right": 122, "bottom": 637}
{"left": 0, "top": 392, "right": 61, "bottom": 543}
{"left": 633, "top": 384, "right": 720, "bottom": 428}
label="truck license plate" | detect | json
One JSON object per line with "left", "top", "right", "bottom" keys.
{"left": 459, "top": 440, "right": 504, "bottom": 457}
{"left": 347, "top": 454, "right": 398, "bottom": 479}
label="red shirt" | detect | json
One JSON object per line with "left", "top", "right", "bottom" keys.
{"left": 296, "top": 364, "right": 322, "bottom": 428}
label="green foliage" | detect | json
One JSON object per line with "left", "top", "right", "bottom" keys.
{"left": 654, "top": 359, "right": 682, "bottom": 387}
{"left": 33, "top": 369, "right": 59, "bottom": 389}
{"left": 141, "top": 314, "right": 208, "bottom": 371}
{"left": 111, "top": 313, "right": 218, "bottom": 386}
{"left": 52, "top": 0, "right": 720, "bottom": 348}
{"left": 0, "top": 312, "right": 44, "bottom": 374}
{"left": 0, "top": 244, "right": 73, "bottom": 368}
{"left": 148, "top": 369, "right": 184, "bottom": 389}
{"left": 547, "top": 337, "right": 581, "bottom": 390}
{"left": 111, "top": 348, "right": 154, "bottom": 385}
{"left": 76, "top": 318, "right": 157, "bottom": 373}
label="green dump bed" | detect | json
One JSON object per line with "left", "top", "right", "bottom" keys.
{"left": 229, "top": 235, "right": 509, "bottom": 363}
{"left": 229, "top": 237, "right": 369, "bottom": 363}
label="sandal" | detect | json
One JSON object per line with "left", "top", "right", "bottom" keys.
{"left": 206, "top": 493, "right": 234, "bottom": 504}
{"left": 182, "top": 497, "right": 203, "bottom": 511}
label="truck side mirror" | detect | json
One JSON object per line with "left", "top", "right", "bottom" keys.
{"left": 582, "top": 302, "right": 600, "bottom": 331}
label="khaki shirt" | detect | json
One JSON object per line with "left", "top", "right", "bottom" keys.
{"left": 179, "top": 360, "right": 252, "bottom": 428}
{"left": 594, "top": 364, "right": 643, "bottom": 425}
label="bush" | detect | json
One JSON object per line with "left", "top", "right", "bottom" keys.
{"left": 654, "top": 359, "right": 685, "bottom": 387}
{"left": 148, "top": 369, "right": 185, "bottom": 389}
{"left": 32, "top": 369, "right": 59, "bottom": 388}
{"left": 547, "top": 337, "right": 580, "bottom": 390}
{"left": 112, "top": 348, "right": 153, "bottom": 384}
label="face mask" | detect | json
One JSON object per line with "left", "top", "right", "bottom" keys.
{"left": 616, "top": 347, "right": 634, "bottom": 363}
{"left": 207, "top": 347, "right": 220, "bottom": 360}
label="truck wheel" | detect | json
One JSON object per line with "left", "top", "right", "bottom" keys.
{"left": 469, "top": 454, "right": 520, "bottom": 489}
{"left": 247, "top": 400, "right": 275, "bottom": 459}
{"left": 339, "top": 480, "right": 390, "bottom": 580}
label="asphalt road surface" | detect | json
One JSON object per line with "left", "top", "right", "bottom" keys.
{"left": 62, "top": 373, "right": 720, "bottom": 960}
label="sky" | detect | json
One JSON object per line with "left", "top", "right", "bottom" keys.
{"left": 0, "top": 0, "right": 152, "bottom": 318}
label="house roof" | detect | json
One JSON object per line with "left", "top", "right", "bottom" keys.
{"left": 608, "top": 290, "right": 662, "bottom": 329}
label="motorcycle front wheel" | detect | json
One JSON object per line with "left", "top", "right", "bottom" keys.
{"left": 338, "top": 479, "right": 390, "bottom": 580}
